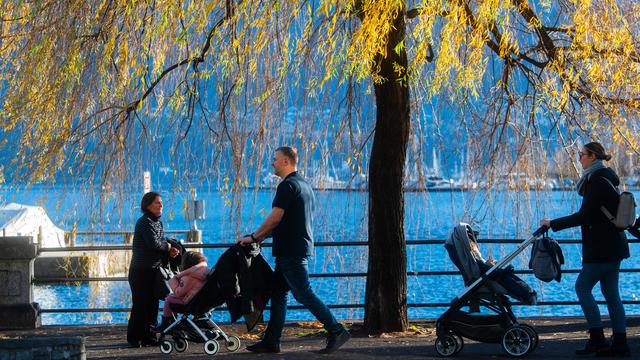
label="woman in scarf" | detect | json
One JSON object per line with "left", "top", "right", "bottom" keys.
{"left": 127, "top": 192, "right": 180, "bottom": 348}
{"left": 541, "top": 142, "right": 630, "bottom": 357}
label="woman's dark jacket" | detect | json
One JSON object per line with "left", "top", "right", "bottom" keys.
{"left": 550, "top": 167, "right": 630, "bottom": 263}
{"left": 130, "top": 213, "right": 170, "bottom": 269}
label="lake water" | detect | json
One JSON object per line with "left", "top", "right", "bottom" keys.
{"left": 2, "top": 185, "right": 639, "bottom": 325}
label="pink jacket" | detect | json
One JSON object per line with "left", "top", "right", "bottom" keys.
{"left": 168, "top": 262, "right": 209, "bottom": 303}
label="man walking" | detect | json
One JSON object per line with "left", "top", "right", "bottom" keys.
{"left": 237, "top": 146, "right": 351, "bottom": 354}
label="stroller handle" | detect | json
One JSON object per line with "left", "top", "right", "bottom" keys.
{"left": 532, "top": 225, "right": 549, "bottom": 237}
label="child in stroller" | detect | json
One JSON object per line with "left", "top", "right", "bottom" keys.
{"left": 157, "top": 251, "right": 210, "bottom": 332}
{"left": 157, "top": 243, "right": 273, "bottom": 355}
{"left": 435, "top": 223, "right": 542, "bottom": 357}
{"left": 157, "top": 251, "right": 241, "bottom": 355}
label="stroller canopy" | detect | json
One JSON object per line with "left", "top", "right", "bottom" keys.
{"left": 445, "top": 223, "right": 484, "bottom": 284}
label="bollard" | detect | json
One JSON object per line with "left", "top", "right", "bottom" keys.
{"left": 37, "top": 226, "right": 43, "bottom": 249}
{"left": 185, "top": 189, "right": 205, "bottom": 245}
{"left": 64, "top": 232, "right": 77, "bottom": 247}
{"left": 124, "top": 233, "right": 134, "bottom": 245}
{"left": 0, "top": 236, "right": 40, "bottom": 329}
{"left": 186, "top": 229, "right": 202, "bottom": 243}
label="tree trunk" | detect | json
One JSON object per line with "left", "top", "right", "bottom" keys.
{"left": 363, "top": 7, "right": 410, "bottom": 334}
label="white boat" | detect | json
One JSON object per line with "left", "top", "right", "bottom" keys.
{"left": 0, "top": 203, "right": 66, "bottom": 247}
{"left": 260, "top": 173, "right": 280, "bottom": 189}
{"left": 309, "top": 174, "right": 347, "bottom": 190}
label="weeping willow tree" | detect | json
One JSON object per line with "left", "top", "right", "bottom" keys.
{"left": 1, "top": 0, "right": 640, "bottom": 333}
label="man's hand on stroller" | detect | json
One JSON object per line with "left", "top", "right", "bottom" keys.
{"left": 236, "top": 235, "right": 254, "bottom": 246}
{"left": 540, "top": 219, "right": 551, "bottom": 228}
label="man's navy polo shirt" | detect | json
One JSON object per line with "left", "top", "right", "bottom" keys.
{"left": 271, "top": 171, "right": 314, "bottom": 257}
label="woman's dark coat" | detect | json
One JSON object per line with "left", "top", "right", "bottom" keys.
{"left": 551, "top": 167, "right": 630, "bottom": 263}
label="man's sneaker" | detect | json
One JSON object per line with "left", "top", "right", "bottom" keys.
{"left": 246, "top": 340, "right": 281, "bottom": 353}
{"left": 319, "top": 329, "right": 351, "bottom": 354}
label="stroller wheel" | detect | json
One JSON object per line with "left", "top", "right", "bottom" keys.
{"left": 174, "top": 337, "right": 188, "bottom": 352}
{"left": 502, "top": 326, "right": 532, "bottom": 357}
{"left": 203, "top": 339, "right": 219, "bottom": 355}
{"left": 453, "top": 335, "right": 464, "bottom": 354}
{"left": 435, "top": 335, "right": 458, "bottom": 357}
{"left": 225, "top": 335, "right": 241, "bottom": 352}
{"left": 517, "top": 324, "right": 538, "bottom": 353}
{"left": 159, "top": 340, "right": 173, "bottom": 354}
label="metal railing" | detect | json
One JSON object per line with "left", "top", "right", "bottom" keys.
{"left": 62, "top": 230, "right": 196, "bottom": 246}
{"left": 34, "top": 236, "right": 640, "bottom": 314}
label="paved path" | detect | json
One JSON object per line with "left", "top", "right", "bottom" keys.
{"left": 2, "top": 317, "right": 639, "bottom": 359}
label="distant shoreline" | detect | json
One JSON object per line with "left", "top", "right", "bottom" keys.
{"left": 253, "top": 186, "right": 638, "bottom": 193}
{"left": 4, "top": 183, "right": 640, "bottom": 194}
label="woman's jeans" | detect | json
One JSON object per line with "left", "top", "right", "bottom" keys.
{"left": 263, "top": 256, "right": 343, "bottom": 345}
{"left": 575, "top": 261, "right": 626, "bottom": 333}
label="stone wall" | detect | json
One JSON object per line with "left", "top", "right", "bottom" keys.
{"left": 0, "top": 336, "right": 85, "bottom": 360}
{"left": 0, "top": 237, "right": 40, "bottom": 329}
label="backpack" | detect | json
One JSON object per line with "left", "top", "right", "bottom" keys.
{"left": 529, "top": 232, "right": 564, "bottom": 283}
{"left": 599, "top": 177, "right": 637, "bottom": 230}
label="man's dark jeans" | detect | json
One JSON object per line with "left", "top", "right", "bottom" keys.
{"left": 263, "top": 256, "right": 343, "bottom": 345}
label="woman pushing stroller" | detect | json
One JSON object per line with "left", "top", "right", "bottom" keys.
{"left": 541, "top": 142, "right": 630, "bottom": 357}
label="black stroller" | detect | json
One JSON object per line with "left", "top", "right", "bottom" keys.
{"left": 435, "top": 224, "right": 546, "bottom": 357}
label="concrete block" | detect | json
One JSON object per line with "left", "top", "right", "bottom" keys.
{"left": 0, "top": 237, "right": 37, "bottom": 260}
{"left": 0, "top": 262, "right": 33, "bottom": 305}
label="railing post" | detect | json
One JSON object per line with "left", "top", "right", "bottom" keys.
{"left": 0, "top": 236, "right": 40, "bottom": 329}
{"left": 185, "top": 189, "right": 204, "bottom": 244}
{"left": 187, "top": 230, "right": 202, "bottom": 243}
{"left": 64, "top": 232, "right": 76, "bottom": 247}
{"left": 123, "top": 233, "right": 134, "bottom": 245}
{"left": 37, "top": 226, "right": 43, "bottom": 249}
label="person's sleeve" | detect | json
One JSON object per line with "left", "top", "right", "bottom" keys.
{"left": 169, "top": 277, "right": 180, "bottom": 292}
{"left": 178, "top": 265, "right": 197, "bottom": 277}
{"left": 138, "top": 219, "right": 169, "bottom": 253}
{"left": 272, "top": 182, "right": 293, "bottom": 210}
{"left": 551, "top": 177, "right": 604, "bottom": 232}
{"left": 550, "top": 213, "right": 581, "bottom": 232}
{"left": 193, "top": 265, "right": 210, "bottom": 280}
{"left": 173, "top": 278, "right": 188, "bottom": 298}
{"left": 179, "top": 264, "right": 208, "bottom": 280}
